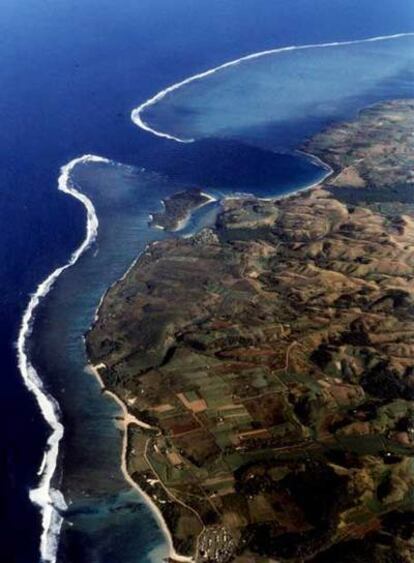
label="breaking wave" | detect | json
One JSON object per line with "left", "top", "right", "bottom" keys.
{"left": 131, "top": 31, "right": 414, "bottom": 143}
{"left": 17, "top": 154, "right": 110, "bottom": 563}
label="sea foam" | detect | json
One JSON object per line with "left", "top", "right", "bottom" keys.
{"left": 131, "top": 31, "right": 414, "bottom": 143}
{"left": 17, "top": 154, "right": 110, "bottom": 563}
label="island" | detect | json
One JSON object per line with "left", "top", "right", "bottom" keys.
{"left": 149, "top": 188, "right": 213, "bottom": 231}
{"left": 86, "top": 99, "right": 414, "bottom": 562}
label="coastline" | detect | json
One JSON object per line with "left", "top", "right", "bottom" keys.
{"left": 90, "top": 98, "right": 414, "bottom": 561}
{"left": 151, "top": 191, "right": 218, "bottom": 233}
{"left": 87, "top": 364, "right": 194, "bottom": 563}
{"left": 19, "top": 139, "right": 332, "bottom": 563}
{"left": 83, "top": 152, "right": 335, "bottom": 561}
{"left": 223, "top": 153, "right": 333, "bottom": 206}
{"left": 19, "top": 36, "right": 406, "bottom": 559}
{"left": 170, "top": 192, "right": 218, "bottom": 233}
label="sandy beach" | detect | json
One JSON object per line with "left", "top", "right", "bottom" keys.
{"left": 87, "top": 363, "right": 195, "bottom": 563}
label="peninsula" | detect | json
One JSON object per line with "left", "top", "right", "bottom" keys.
{"left": 87, "top": 100, "right": 414, "bottom": 562}
{"left": 150, "top": 188, "right": 212, "bottom": 231}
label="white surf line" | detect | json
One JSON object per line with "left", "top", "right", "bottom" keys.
{"left": 17, "top": 154, "right": 110, "bottom": 563}
{"left": 131, "top": 31, "right": 414, "bottom": 143}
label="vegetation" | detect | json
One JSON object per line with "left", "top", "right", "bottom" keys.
{"left": 87, "top": 100, "right": 414, "bottom": 562}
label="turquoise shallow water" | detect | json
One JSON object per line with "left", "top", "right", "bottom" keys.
{"left": 30, "top": 162, "right": 172, "bottom": 562}
{"left": 142, "top": 35, "right": 414, "bottom": 149}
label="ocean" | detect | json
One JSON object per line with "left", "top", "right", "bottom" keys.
{"left": 1, "top": 1, "right": 413, "bottom": 562}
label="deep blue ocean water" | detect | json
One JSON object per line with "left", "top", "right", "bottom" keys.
{"left": 1, "top": 1, "right": 413, "bottom": 561}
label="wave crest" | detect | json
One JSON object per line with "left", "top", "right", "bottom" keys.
{"left": 17, "top": 154, "right": 110, "bottom": 563}
{"left": 131, "top": 31, "right": 414, "bottom": 143}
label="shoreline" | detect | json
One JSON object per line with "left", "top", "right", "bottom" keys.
{"left": 103, "top": 98, "right": 414, "bottom": 561}
{"left": 87, "top": 364, "right": 194, "bottom": 563}
{"left": 20, "top": 70, "right": 391, "bottom": 561}
{"left": 150, "top": 191, "right": 218, "bottom": 233}
{"left": 20, "top": 140, "right": 333, "bottom": 563}
{"left": 222, "top": 156, "right": 333, "bottom": 206}
{"left": 170, "top": 192, "right": 218, "bottom": 233}
{"left": 83, "top": 151, "right": 335, "bottom": 562}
